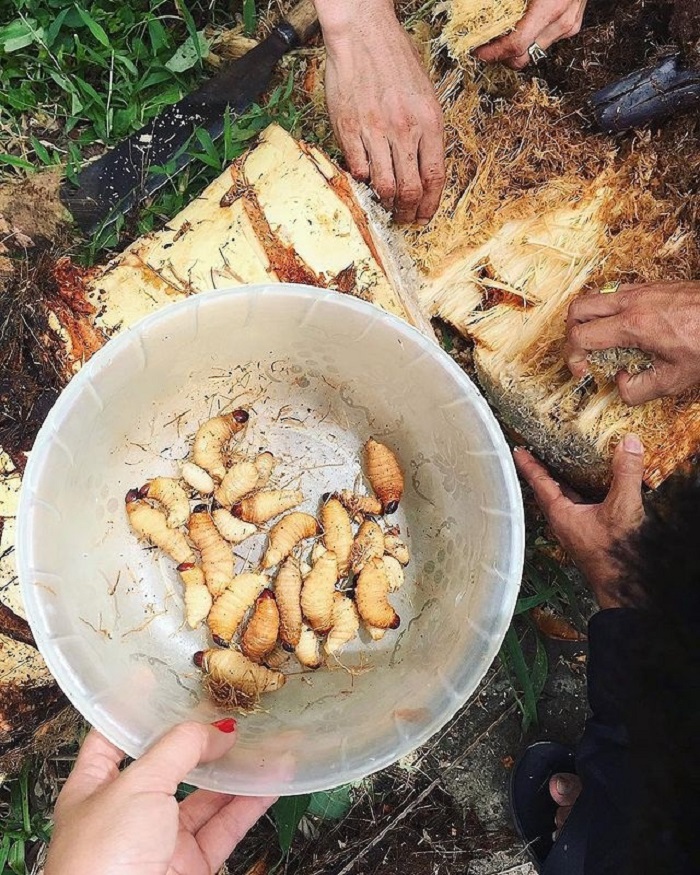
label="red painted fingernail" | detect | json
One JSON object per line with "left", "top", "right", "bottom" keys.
{"left": 212, "top": 717, "right": 237, "bottom": 733}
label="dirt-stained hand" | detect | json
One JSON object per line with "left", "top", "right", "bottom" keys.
{"left": 564, "top": 281, "right": 700, "bottom": 405}
{"left": 45, "top": 721, "right": 274, "bottom": 875}
{"left": 475, "top": 0, "right": 588, "bottom": 69}
{"left": 316, "top": 0, "right": 445, "bottom": 224}
{"left": 513, "top": 436, "right": 646, "bottom": 607}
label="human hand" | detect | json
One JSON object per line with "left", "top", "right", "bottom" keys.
{"left": 315, "top": 0, "right": 445, "bottom": 224}
{"left": 45, "top": 721, "right": 274, "bottom": 875}
{"left": 474, "top": 0, "right": 588, "bottom": 69}
{"left": 513, "top": 435, "right": 645, "bottom": 607}
{"left": 565, "top": 281, "right": 700, "bottom": 405}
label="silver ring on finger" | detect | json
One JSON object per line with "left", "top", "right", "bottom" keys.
{"left": 528, "top": 42, "right": 547, "bottom": 63}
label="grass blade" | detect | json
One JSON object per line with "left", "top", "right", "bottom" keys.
{"left": 0, "top": 154, "right": 34, "bottom": 171}
{"left": 0, "top": 835, "right": 10, "bottom": 872}
{"left": 75, "top": 4, "right": 111, "bottom": 48}
{"left": 175, "top": 0, "right": 202, "bottom": 66}
{"left": 271, "top": 795, "right": 311, "bottom": 854}
{"left": 20, "top": 765, "right": 30, "bottom": 835}
{"left": 500, "top": 625, "right": 538, "bottom": 731}
{"left": 514, "top": 587, "right": 559, "bottom": 615}
{"left": 530, "top": 629, "right": 549, "bottom": 700}
{"left": 243, "top": 0, "right": 257, "bottom": 36}
{"left": 307, "top": 785, "right": 352, "bottom": 820}
{"left": 538, "top": 553, "right": 587, "bottom": 630}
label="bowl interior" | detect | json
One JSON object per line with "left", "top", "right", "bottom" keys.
{"left": 18, "top": 285, "right": 523, "bottom": 794}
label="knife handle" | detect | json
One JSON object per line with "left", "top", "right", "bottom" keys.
{"left": 284, "top": 0, "right": 319, "bottom": 45}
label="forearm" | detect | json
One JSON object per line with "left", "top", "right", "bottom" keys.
{"left": 314, "top": 0, "right": 397, "bottom": 41}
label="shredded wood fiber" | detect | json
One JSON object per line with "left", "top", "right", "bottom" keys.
{"left": 442, "top": 0, "right": 526, "bottom": 65}
{"left": 411, "top": 75, "right": 700, "bottom": 492}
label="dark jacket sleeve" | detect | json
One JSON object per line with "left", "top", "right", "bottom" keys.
{"left": 576, "top": 609, "right": 645, "bottom": 875}
{"left": 544, "top": 608, "right": 644, "bottom": 875}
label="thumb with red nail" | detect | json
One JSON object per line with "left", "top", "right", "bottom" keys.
{"left": 513, "top": 434, "right": 646, "bottom": 607}
{"left": 45, "top": 720, "right": 274, "bottom": 875}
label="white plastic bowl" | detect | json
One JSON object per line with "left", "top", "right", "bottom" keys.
{"left": 17, "top": 284, "right": 523, "bottom": 795}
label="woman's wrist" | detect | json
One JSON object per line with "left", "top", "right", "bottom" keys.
{"left": 314, "top": 0, "right": 397, "bottom": 43}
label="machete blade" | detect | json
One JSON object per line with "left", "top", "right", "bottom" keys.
{"left": 60, "top": 27, "right": 296, "bottom": 236}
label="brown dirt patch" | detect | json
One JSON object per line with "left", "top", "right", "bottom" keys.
{"left": 0, "top": 168, "right": 70, "bottom": 246}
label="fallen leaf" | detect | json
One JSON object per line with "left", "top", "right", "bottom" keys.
{"left": 530, "top": 606, "right": 587, "bottom": 641}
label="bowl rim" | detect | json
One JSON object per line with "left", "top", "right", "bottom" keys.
{"left": 17, "top": 282, "right": 525, "bottom": 794}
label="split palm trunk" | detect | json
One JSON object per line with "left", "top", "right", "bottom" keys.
{"left": 1, "top": 87, "right": 698, "bottom": 763}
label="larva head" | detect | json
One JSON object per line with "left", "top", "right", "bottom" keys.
{"left": 192, "top": 504, "right": 208, "bottom": 514}
{"left": 230, "top": 502, "right": 243, "bottom": 518}
{"left": 138, "top": 483, "right": 151, "bottom": 499}
{"left": 177, "top": 562, "right": 196, "bottom": 572}
{"left": 212, "top": 634, "right": 229, "bottom": 648}
{"left": 193, "top": 651, "right": 205, "bottom": 668}
{"left": 389, "top": 613, "right": 401, "bottom": 630}
{"left": 258, "top": 589, "right": 276, "bottom": 603}
{"left": 232, "top": 408, "right": 249, "bottom": 424}
{"left": 384, "top": 500, "right": 400, "bottom": 514}
{"left": 125, "top": 488, "right": 141, "bottom": 504}
{"left": 321, "top": 492, "right": 331, "bottom": 502}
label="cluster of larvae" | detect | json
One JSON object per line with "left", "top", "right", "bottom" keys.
{"left": 124, "top": 409, "right": 409, "bottom": 711}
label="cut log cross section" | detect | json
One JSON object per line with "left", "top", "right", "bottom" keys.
{"left": 2, "top": 109, "right": 699, "bottom": 766}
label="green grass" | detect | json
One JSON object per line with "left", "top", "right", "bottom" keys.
{"left": 0, "top": 761, "right": 53, "bottom": 875}
{"left": 0, "top": 0, "right": 302, "bottom": 258}
{"left": 1, "top": 0, "right": 215, "bottom": 169}
{"left": 272, "top": 786, "right": 353, "bottom": 856}
{"left": 500, "top": 542, "right": 587, "bottom": 731}
{"left": 84, "top": 74, "right": 300, "bottom": 258}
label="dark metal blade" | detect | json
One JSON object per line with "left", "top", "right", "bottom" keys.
{"left": 591, "top": 54, "right": 700, "bottom": 134}
{"left": 61, "top": 25, "right": 297, "bottom": 236}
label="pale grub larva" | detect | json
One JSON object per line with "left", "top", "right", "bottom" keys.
{"left": 195, "top": 647, "right": 285, "bottom": 710}
{"left": 274, "top": 556, "right": 304, "bottom": 648}
{"left": 254, "top": 451, "right": 276, "bottom": 487}
{"left": 384, "top": 530, "right": 410, "bottom": 566}
{"left": 325, "top": 592, "right": 359, "bottom": 655}
{"left": 206, "top": 572, "right": 267, "bottom": 644}
{"left": 181, "top": 461, "right": 215, "bottom": 495}
{"left": 334, "top": 489, "right": 383, "bottom": 521}
{"left": 177, "top": 562, "right": 212, "bottom": 628}
{"left": 241, "top": 590, "right": 280, "bottom": 662}
{"left": 300, "top": 551, "right": 338, "bottom": 633}
{"left": 214, "top": 459, "right": 260, "bottom": 508}
{"left": 363, "top": 438, "right": 404, "bottom": 513}
{"left": 125, "top": 493, "right": 194, "bottom": 565}
{"left": 350, "top": 519, "right": 384, "bottom": 574}
{"left": 262, "top": 512, "right": 319, "bottom": 570}
{"left": 139, "top": 477, "right": 190, "bottom": 528}
{"left": 356, "top": 557, "right": 400, "bottom": 630}
{"left": 295, "top": 623, "right": 323, "bottom": 669}
{"left": 192, "top": 410, "right": 249, "bottom": 481}
{"left": 232, "top": 489, "right": 304, "bottom": 525}
{"left": 382, "top": 555, "right": 405, "bottom": 591}
{"left": 187, "top": 507, "right": 234, "bottom": 597}
{"left": 211, "top": 508, "right": 257, "bottom": 545}
{"left": 321, "top": 498, "right": 353, "bottom": 577}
